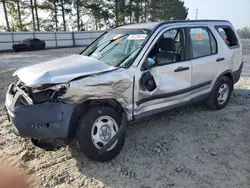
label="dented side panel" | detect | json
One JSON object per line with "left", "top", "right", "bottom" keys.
{"left": 62, "top": 68, "right": 135, "bottom": 120}
{"left": 133, "top": 61, "right": 192, "bottom": 117}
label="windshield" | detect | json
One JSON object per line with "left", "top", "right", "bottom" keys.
{"left": 82, "top": 28, "right": 151, "bottom": 67}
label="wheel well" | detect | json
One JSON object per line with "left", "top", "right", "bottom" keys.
{"left": 223, "top": 72, "right": 233, "bottom": 81}
{"left": 67, "top": 99, "right": 124, "bottom": 139}
{"left": 85, "top": 99, "right": 124, "bottom": 113}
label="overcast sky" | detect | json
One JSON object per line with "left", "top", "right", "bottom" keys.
{"left": 0, "top": 0, "right": 249, "bottom": 30}
{"left": 185, "top": 0, "right": 250, "bottom": 29}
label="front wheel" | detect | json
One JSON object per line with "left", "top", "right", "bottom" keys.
{"left": 205, "top": 76, "right": 233, "bottom": 110}
{"left": 76, "top": 106, "right": 126, "bottom": 162}
{"left": 13, "top": 48, "right": 19, "bottom": 52}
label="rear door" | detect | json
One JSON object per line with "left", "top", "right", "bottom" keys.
{"left": 188, "top": 26, "right": 220, "bottom": 97}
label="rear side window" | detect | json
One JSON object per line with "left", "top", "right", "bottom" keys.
{"left": 189, "top": 27, "right": 217, "bottom": 59}
{"left": 216, "top": 26, "right": 239, "bottom": 48}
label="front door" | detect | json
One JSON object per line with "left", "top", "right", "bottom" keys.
{"left": 133, "top": 26, "right": 192, "bottom": 118}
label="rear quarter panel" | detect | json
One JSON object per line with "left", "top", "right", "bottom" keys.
{"left": 211, "top": 22, "right": 242, "bottom": 82}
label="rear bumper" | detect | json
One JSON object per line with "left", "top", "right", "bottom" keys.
{"left": 5, "top": 83, "right": 76, "bottom": 139}
{"left": 233, "top": 62, "right": 243, "bottom": 84}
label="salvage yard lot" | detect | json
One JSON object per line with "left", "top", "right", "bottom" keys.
{"left": 0, "top": 40, "right": 250, "bottom": 188}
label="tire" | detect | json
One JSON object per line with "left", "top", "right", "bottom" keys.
{"left": 29, "top": 45, "right": 33, "bottom": 51}
{"left": 14, "top": 48, "right": 19, "bottom": 52}
{"left": 76, "top": 106, "right": 125, "bottom": 162}
{"left": 206, "top": 76, "right": 233, "bottom": 110}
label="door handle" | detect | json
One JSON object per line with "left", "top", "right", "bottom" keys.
{"left": 216, "top": 57, "right": 225, "bottom": 62}
{"left": 174, "top": 66, "right": 190, "bottom": 72}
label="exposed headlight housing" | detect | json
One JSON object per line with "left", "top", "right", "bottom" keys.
{"left": 31, "top": 83, "right": 69, "bottom": 103}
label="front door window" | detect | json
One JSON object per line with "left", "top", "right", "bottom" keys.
{"left": 147, "top": 28, "right": 185, "bottom": 67}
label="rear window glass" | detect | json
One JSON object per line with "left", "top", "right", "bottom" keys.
{"left": 216, "top": 26, "right": 239, "bottom": 48}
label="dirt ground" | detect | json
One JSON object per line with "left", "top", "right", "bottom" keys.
{"left": 0, "top": 41, "right": 250, "bottom": 188}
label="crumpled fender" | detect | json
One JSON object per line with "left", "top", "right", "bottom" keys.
{"left": 62, "top": 68, "right": 134, "bottom": 120}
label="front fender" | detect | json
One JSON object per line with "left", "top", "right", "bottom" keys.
{"left": 62, "top": 70, "right": 134, "bottom": 121}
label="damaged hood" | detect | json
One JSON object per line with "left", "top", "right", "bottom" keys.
{"left": 13, "top": 54, "right": 118, "bottom": 87}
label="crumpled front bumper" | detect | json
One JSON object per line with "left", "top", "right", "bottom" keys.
{"left": 5, "top": 83, "right": 76, "bottom": 139}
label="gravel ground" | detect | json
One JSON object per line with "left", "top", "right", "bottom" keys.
{"left": 0, "top": 41, "right": 250, "bottom": 188}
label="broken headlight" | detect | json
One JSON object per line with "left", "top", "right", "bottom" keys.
{"left": 31, "top": 83, "right": 69, "bottom": 103}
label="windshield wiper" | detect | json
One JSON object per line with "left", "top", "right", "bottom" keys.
{"left": 86, "top": 33, "right": 129, "bottom": 56}
{"left": 99, "top": 37, "right": 128, "bottom": 60}
{"left": 98, "top": 33, "right": 129, "bottom": 52}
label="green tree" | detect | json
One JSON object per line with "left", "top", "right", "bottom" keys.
{"left": 0, "top": 0, "right": 189, "bottom": 31}
{"left": 16, "top": 0, "right": 23, "bottom": 30}
{"left": 34, "top": 0, "right": 39, "bottom": 30}
{"left": 30, "top": 0, "right": 36, "bottom": 30}
{"left": 39, "top": 0, "right": 60, "bottom": 31}
{"left": 149, "top": 0, "right": 188, "bottom": 21}
{"left": 1, "top": 0, "right": 11, "bottom": 31}
{"left": 76, "top": 0, "right": 80, "bottom": 30}
{"left": 39, "top": 0, "right": 73, "bottom": 31}
{"left": 78, "top": 0, "right": 112, "bottom": 30}
{"left": 73, "top": 0, "right": 87, "bottom": 30}
{"left": 126, "top": 0, "right": 133, "bottom": 23}
{"left": 107, "top": 0, "right": 127, "bottom": 26}
{"left": 39, "top": 0, "right": 62, "bottom": 31}
{"left": 59, "top": 0, "right": 72, "bottom": 31}
{"left": 85, "top": 3, "right": 103, "bottom": 30}
{"left": 53, "top": 0, "right": 59, "bottom": 31}
{"left": 6, "top": 0, "right": 31, "bottom": 31}
{"left": 237, "top": 27, "right": 250, "bottom": 39}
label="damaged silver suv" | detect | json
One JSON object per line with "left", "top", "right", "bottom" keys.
{"left": 5, "top": 20, "right": 243, "bottom": 161}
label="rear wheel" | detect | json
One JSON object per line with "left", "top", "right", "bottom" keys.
{"left": 42, "top": 43, "right": 46, "bottom": 50}
{"left": 76, "top": 106, "right": 125, "bottom": 162}
{"left": 205, "top": 76, "right": 233, "bottom": 110}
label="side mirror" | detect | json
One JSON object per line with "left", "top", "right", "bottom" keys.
{"left": 141, "top": 71, "right": 157, "bottom": 92}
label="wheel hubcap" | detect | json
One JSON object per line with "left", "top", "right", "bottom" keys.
{"left": 91, "top": 116, "right": 118, "bottom": 150}
{"left": 217, "top": 83, "right": 229, "bottom": 105}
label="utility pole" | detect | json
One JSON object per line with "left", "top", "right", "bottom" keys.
{"left": 196, "top": 8, "right": 198, "bottom": 20}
